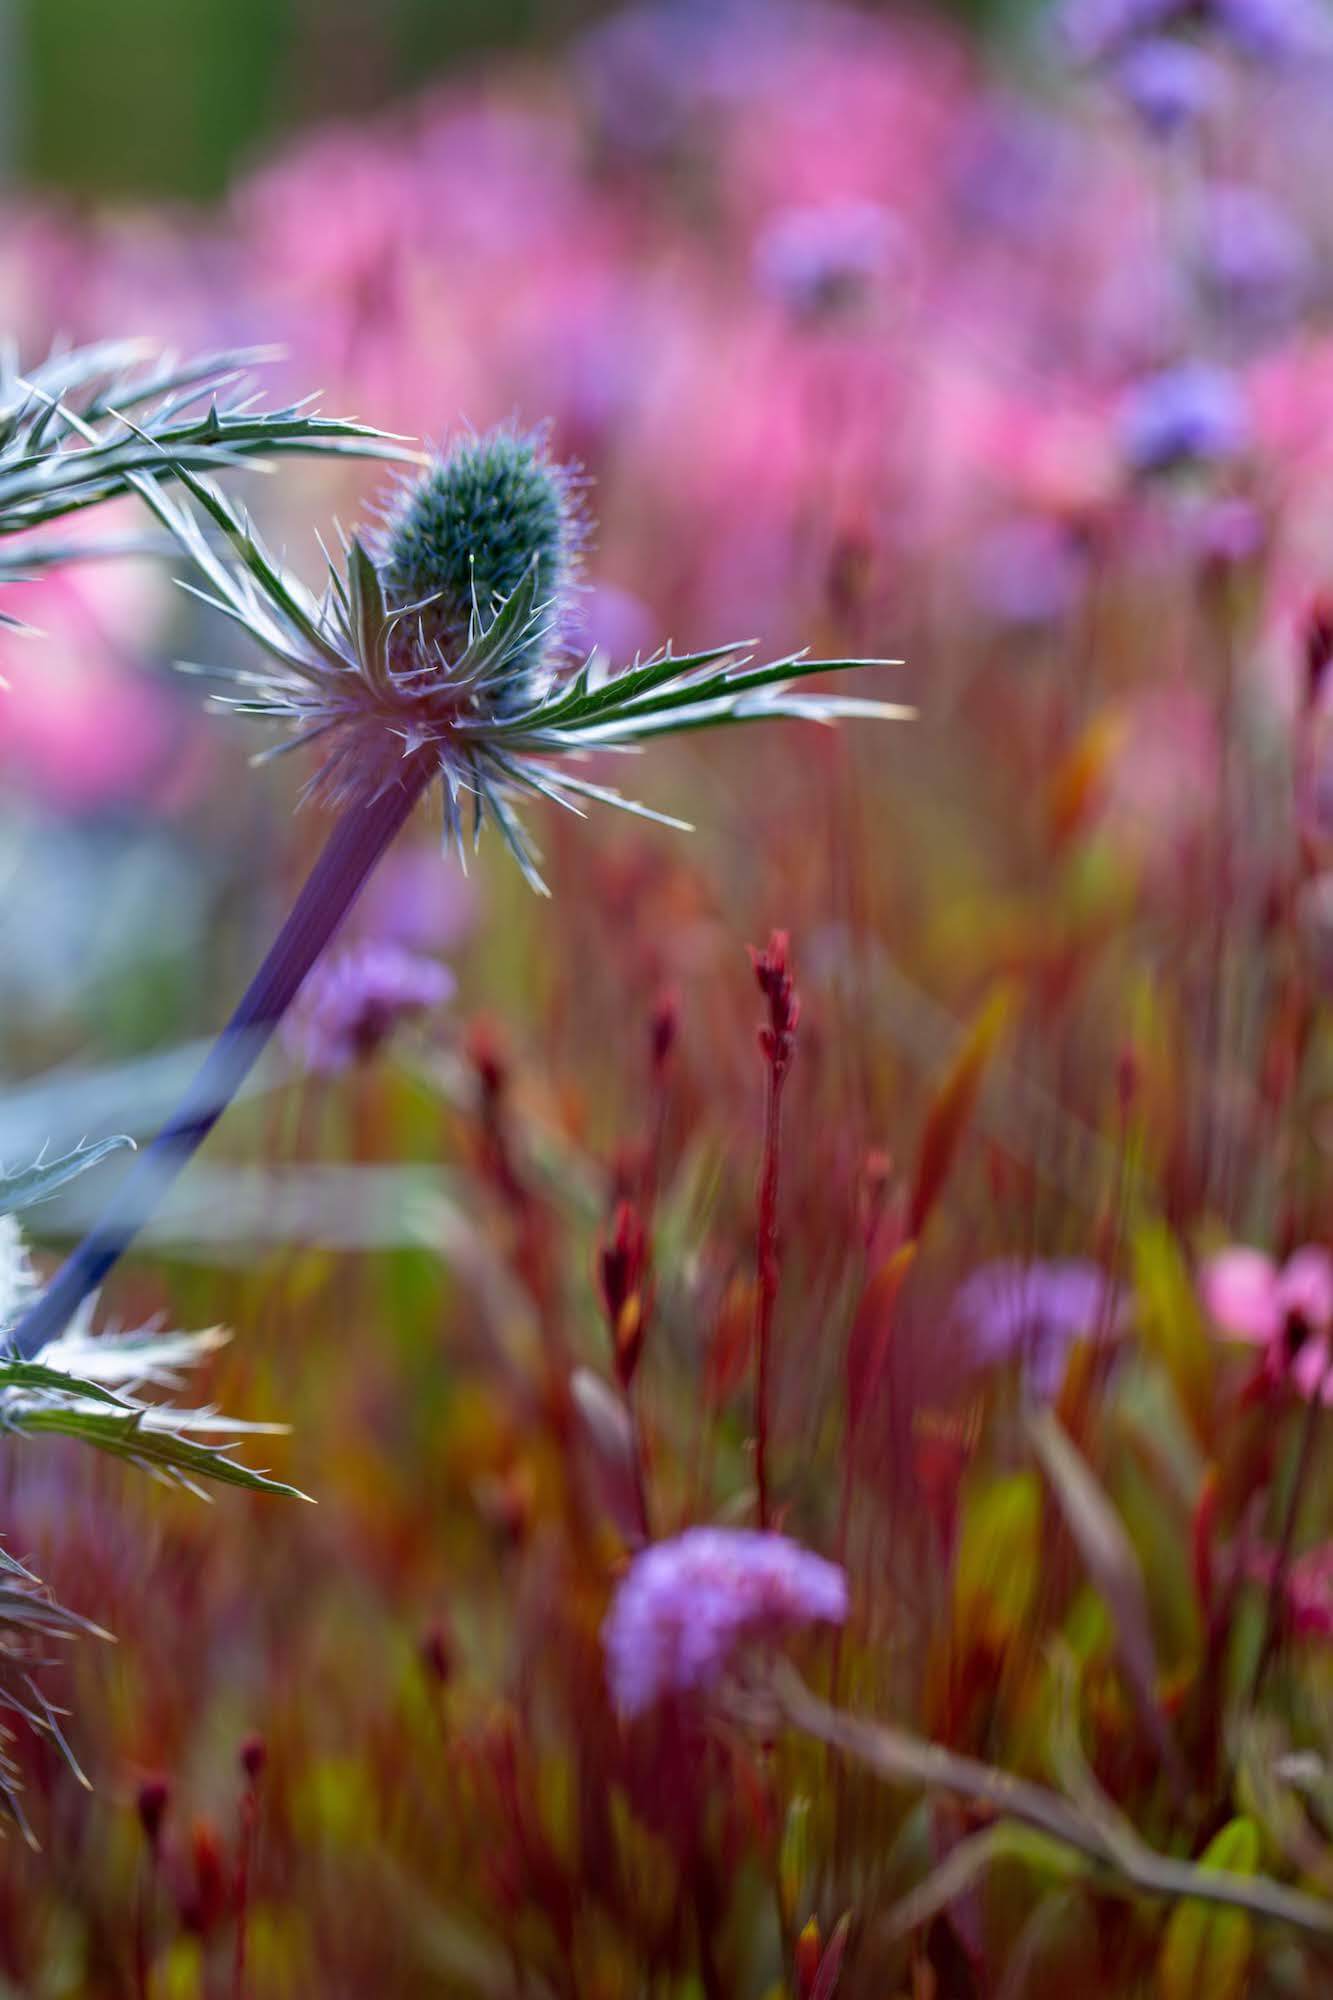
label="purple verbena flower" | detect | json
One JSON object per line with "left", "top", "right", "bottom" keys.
{"left": 951, "top": 1259, "right": 1121, "bottom": 1397}
{"left": 603, "top": 1527, "right": 848, "bottom": 1717}
{"left": 970, "top": 517, "right": 1089, "bottom": 630}
{"left": 1055, "top": 0, "right": 1181, "bottom": 67}
{"left": 284, "top": 942, "right": 453, "bottom": 1074}
{"left": 1198, "top": 184, "right": 1312, "bottom": 338}
{"left": 1118, "top": 361, "right": 1248, "bottom": 475}
{"left": 1113, "top": 38, "right": 1220, "bottom": 136}
{"left": 754, "top": 200, "right": 901, "bottom": 321}
{"left": 1057, "top": 0, "right": 1331, "bottom": 66}
{"left": 1211, "top": 0, "right": 1333, "bottom": 64}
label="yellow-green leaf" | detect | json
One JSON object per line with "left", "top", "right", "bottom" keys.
{"left": 1157, "top": 1818, "right": 1261, "bottom": 2000}
{"left": 953, "top": 1470, "right": 1042, "bottom": 1652}
{"left": 908, "top": 984, "right": 1016, "bottom": 1241}
{"left": 1132, "top": 1217, "right": 1214, "bottom": 1446}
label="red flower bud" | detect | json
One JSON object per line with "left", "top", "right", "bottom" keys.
{"left": 598, "top": 1200, "right": 650, "bottom": 1387}
{"left": 749, "top": 930, "right": 800, "bottom": 1070}
{"left": 137, "top": 1776, "right": 170, "bottom": 1852}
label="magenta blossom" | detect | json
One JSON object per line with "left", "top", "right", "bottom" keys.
{"left": 1199, "top": 1245, "right": 1333, "bottom": 1400}
{"left": 284, "top": 943, "right": 454, "bottom": 1075}
{"left": 1244, "top": 1543, "right": 1333, "bottom": 1640}
{"left": 603, "top": 1527, "right": 848, "bottom": 1718}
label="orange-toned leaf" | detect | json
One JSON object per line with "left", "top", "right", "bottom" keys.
{"left": 908, "top": 985, "right": 1017, "bottom": 1241}
{"left": 1046, "top": 713, "right": 1126, "bottom": 847}
{"left": 846, "top": 1241, "right": 917, "bottom": 1419}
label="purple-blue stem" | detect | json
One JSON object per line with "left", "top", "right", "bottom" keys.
{"left": 10, "top": 761, "right": 430, "bottom": 1358}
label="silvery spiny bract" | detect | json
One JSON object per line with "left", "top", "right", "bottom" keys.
{"left": 0, "top": 337, "right": 402, "bottom": 622}
{"left": 137, "top": 424, "right": 909, "bottom": 893}
{"left": 0, "top": 1141, "right": 301, "bottom": 1835}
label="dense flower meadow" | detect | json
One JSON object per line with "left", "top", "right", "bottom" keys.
{"left": 5, "top": 0, "right": 1333, "bottom": 1992}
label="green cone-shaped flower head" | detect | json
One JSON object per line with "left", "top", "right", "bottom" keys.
{"left": 382, "top": 428, "right": 582, "bottom": 687}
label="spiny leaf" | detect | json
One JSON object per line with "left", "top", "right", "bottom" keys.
{"left": 0, "top": 1135, "right": 134, "bottom": 1216}
{"left": 6, "top": 1401, "right": 308, "bottom": 1500}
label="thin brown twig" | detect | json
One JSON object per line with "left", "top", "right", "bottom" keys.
{"left": 774, "top": 1666, "right": 1333, "bottom": 1943}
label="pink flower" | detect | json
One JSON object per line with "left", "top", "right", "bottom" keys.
{"left": 1244, "top": 1543, "right": 1333, "bottom": 1640}
{"left": 0, "top": 527, "right": 183, "bottom": 814}
{"left": 1200, "top": 1245, "right": 1333, "bottom": 1399}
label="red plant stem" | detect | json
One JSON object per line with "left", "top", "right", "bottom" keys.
{"left": 232, "top": 1790, "right": 257, "bottom": 2000}
{"left": 754, "top": 1054, "right": 787, "bottom": 1531}
{"left": 10, "top": 763, "right": 430, "bottom": 1358}
{"left": 1250, "top": 1371, "right": 1327, "bottom": 1708}
{"left": 626, "top": 1382, "right": 654, "bottom": 1541}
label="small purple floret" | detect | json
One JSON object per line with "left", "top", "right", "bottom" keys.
{"left": 285, "top": 942, "right": 453, "bottom": 1074}
{"left": 952, "top": 1259, "right": 1121, "bottom": 1396}
{"left": 603, "top": 1527, "right": 848, "bottom": 1717}
{"left": 754, "top": 200, "right": 901, "bottom": 320}
{"left": 970, "top": 517, "right": 1089, "bottom": 630}
{"left": 1119, "top": 361, "right": 1247, "bottom": 475}
{"left": 1199, "top": 184, "right": 1311, "bottom": 335}
{"left": 1114, "top": 39, "right": 1218, "bottom": 136}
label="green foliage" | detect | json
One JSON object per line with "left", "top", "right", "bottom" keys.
{"left": 1131, "top": 1218, "right": 1215, "bottom": 1446}
{"left": 1157, "top": 1819, "right": 1261, "bottom": 2000}
{"left": 953, "top": 1469, "right": 1044, "bottom": 1653}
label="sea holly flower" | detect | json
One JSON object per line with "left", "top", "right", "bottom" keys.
{"left": 9, "top": 423, "right": 906, "bottom": 1356}
{"left": 132, "top": 423, "right": 906, "bottom": 885}
{"left": 1199, "top": 1245, "right": 1333, "bottom": 1399}
{"left": 602, "top": 1527, "right": 848, "bottom": 1717}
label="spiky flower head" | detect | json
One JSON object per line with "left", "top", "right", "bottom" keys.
{"left": 380, "top": 428, "right": 584, "bottom": 693}
{"left": 136, "top": 421, "right": 909, "bottom": 893}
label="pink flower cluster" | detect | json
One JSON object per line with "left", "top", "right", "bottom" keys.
{"left": 6, "top": 0, "right": 1333, "bottom": 846}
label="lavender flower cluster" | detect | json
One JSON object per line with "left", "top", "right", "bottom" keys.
{"left": 603, "top": 1526, "right": 848, "bottom": 1717}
